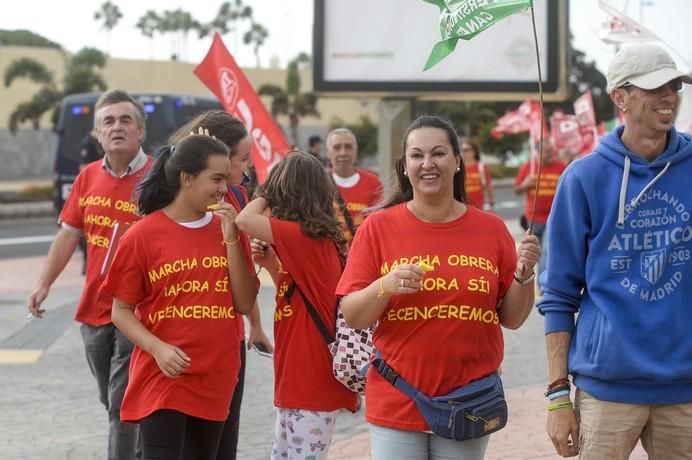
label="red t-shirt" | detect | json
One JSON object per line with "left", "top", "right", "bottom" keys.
{"left": 514, "top": 160, "right": 567, "bottom": 224}
{"left": 101, "top": 211, "right": 245, "bottom": 422}
{"left": 60, "top": 159, "right": 152, "bottom": 326}
{"left": 336, "top": 204, "right": 516, "bottom": 431}
{"left": 335, "top": 168, "right": 383, "bottom": 241}
{"left": 465, "top": 162, "right": 492, "bottom": 209}
{"left": 270, "top": 218, "right": 358, "bottom": 412}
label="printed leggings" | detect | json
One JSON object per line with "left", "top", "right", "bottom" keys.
{"left": 271, "top": 407, "right": 340, "bottom": 460}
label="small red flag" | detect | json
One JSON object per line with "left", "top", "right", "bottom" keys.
{"left": 195, "top": 34, "right": 290, "bottom": 182}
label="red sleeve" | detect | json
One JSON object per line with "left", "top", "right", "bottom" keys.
{"left": 496, "top": 225, "right": 518, "bottom": 301}
{"left": 335, "top": 217, "right": 380, "bottom": 296}
{"left": 514, "top": 162, "right": 530, "bottom": 186}
{"left": 59, "top": 169, "right": 86, "bottom": 229}
{"left": 101, "top": 228, "right": 148, "bottom": 306}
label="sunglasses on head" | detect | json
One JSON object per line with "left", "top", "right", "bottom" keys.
{"left": 621, "top": 78, "right": 683, "bottom": 93}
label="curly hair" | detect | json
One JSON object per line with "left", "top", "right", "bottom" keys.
{"left": 256, "top": 151, "right": 346, "bottom": 253}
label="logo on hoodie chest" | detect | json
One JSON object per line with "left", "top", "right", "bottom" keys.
{"left": 607, "top": 188, "right": 691, "bottom": 302}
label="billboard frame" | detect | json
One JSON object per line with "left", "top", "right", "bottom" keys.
{"left": 313, "top": 0, "right": 569, "bottom": 101}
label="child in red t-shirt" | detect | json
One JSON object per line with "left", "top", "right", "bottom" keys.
{"left": 102, "top": 134, "right": 258, "bottom": 459}
{"left": 337, "top": 116, "right": 540, "bottom": 459}
{"left": 236, "top": 152, "right": 358, "bottom": 460}
{"left": 461, "top": 139, "right": 495, "bottom": 211}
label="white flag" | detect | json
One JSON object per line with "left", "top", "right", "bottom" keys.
{"left": 598, "top": 0, "right": 661, "bottom": 44}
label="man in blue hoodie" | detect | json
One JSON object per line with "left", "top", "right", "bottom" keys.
{"left": 538, "top": 44, "right": 692, "bottom": 459}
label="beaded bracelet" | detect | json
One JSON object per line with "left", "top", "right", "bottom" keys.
{"left": 547, "top": 389, "right": 570, "bottom": 400}
{"left": 547, "top": 401, "right": 573, "bottom": 411}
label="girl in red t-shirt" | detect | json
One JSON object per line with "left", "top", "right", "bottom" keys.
{"left": 102, "top": 135, "right": 257, "bottom": 459}
{"left": 168, "top": 111, "right": 273, "bottom": 460}
{"left": 236, "top": 152, "right": 358, "bottom": 460}
{"left": 336, "top": 116, "right": 540, "bottom": 460}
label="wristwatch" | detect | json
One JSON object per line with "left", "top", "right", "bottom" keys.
{"left": 513, "top": 270, "right": 535, "bottom": 285}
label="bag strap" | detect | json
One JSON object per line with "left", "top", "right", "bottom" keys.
{"left": 371, "top": 356, "right": 420, "bottom": 400}
{"left": 332, "top": 178, "right": 358, "bottom": 238}
{"left": 285, "top": 281, "right": 334, "bottom": 345}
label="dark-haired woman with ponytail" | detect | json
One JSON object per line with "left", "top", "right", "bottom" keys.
{"left": 236, "top": 152, "right": 358, "bottom": 460}
{"left": 169, "top": 111, "right": 273, "bottom": 460}
{"left": 101, "top": 134, "right": 259, "bottom": 460}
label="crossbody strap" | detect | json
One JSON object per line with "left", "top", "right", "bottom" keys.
{"left": 332, "top": 182, "right": 358, "bottom": 238}
{"left": 285, "top": 281, "right": 333, "bottom": 345}
{"left": 372, "top": 356, "right": 420, "bottom": 400}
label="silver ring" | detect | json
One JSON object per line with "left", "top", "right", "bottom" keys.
{"left": 401, "top": 279, "right": 406, "bottom": 288}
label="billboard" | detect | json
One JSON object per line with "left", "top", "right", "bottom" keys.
{"left": 313, "top": 0, "right": 568, "bottom": 100}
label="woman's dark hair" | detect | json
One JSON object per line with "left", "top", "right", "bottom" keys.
{"left": 460, "top": 137, "right": 481, "bottom": 162}
{"left": 138, "top": 135, "right": 230, "bottom": 215}
{"left": 380, "top": 115, "right": 466, "bottom": 209}
{"left": 256, "top": 151, "right": 346, "bottom": 253}
{"left": 168, "top": 110, "right": 247, "bottom": 157}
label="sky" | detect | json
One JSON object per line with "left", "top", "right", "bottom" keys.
{"left": 1, "top": 0, "right": 690, "bottom": 74}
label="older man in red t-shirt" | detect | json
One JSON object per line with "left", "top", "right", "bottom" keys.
{"left": 327, "top": 128, "right": 383, "bottom": 243}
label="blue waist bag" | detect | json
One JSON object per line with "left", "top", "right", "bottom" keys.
{"left": 372, "top": 357, "right": 508, "bottom": 441}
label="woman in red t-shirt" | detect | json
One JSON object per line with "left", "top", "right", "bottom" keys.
{"left": 236, "top": 152, "right": 359, "bottom": 460}
{"left": 169, "top": 111, "right": 273, "bottom": 460}
{"left": 336, "top": 116, "right": 540, "bottom": 459}
{"left": 461, "top": 138, "right": 495, "bottom": 211}
{"left": 102, "top": 135, "right": 258, "bottom": 459}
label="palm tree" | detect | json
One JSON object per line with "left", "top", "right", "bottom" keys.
{"left": 243, "top": 21, "right": 269, "bottom": 68}
{"left": 4, "top": 48, "right": 107, "bottom": 132}
{"left": 136, "top": 10, "right": 160, "bottom": 60}
{"left": 199, "top": 0, "right": 253, "bottom": 39}
{"left": 93, "top": 1, "right": 123, "bottom": 55}
{"left": 258, "top": 54, "right": 319, "bottom": 145}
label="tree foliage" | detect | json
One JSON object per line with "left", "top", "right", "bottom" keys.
{"left": 330, "top": 115, "right": 379, "bottom": 157}
{"left": 4, "top": 48, "right": 107, "bottom": 133}
{"left": 258, "top": 54, "right": 320, "bottom": 145}
{"left": 243, "top": 21, "right": 269, "bottom": 68}
{"left": 0, "top": 29, "right": 60, "bottom": 48}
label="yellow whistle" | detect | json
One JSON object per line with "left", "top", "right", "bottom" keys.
{"left": 207, "top": 203, "right": 221, "bottom": 210}
{"left": 418, "top": 261, "right": 435, "bottom": 272}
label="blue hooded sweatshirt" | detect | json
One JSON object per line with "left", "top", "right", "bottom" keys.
{"left": 537, "top": 126, "right": 692, "bottom": 404}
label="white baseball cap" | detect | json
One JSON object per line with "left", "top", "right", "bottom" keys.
{"left": 606, "top": 43, "right": 692, "bottom": 92}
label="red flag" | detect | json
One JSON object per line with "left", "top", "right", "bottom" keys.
{"left": 550, "top": 112, "right": 583, "bottom": 153}
{"left": 573, "top": 90, "right": 597, "bottom": 128}
{"left": 491, "top": 99, "right": 540, "bottom": 137}
{"left": 195, "top": 34, "right": 290, "bottom": 182}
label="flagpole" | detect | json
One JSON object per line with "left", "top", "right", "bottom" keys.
{"left": 527, "top": 2, "right": 545, "bottom": 239}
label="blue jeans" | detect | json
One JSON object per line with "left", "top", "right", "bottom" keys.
{"left": 80, "top": 323, "right": 139, "bottom": 460}
{"left": 369, "top": 424, "right": 490, "bottom": 460}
